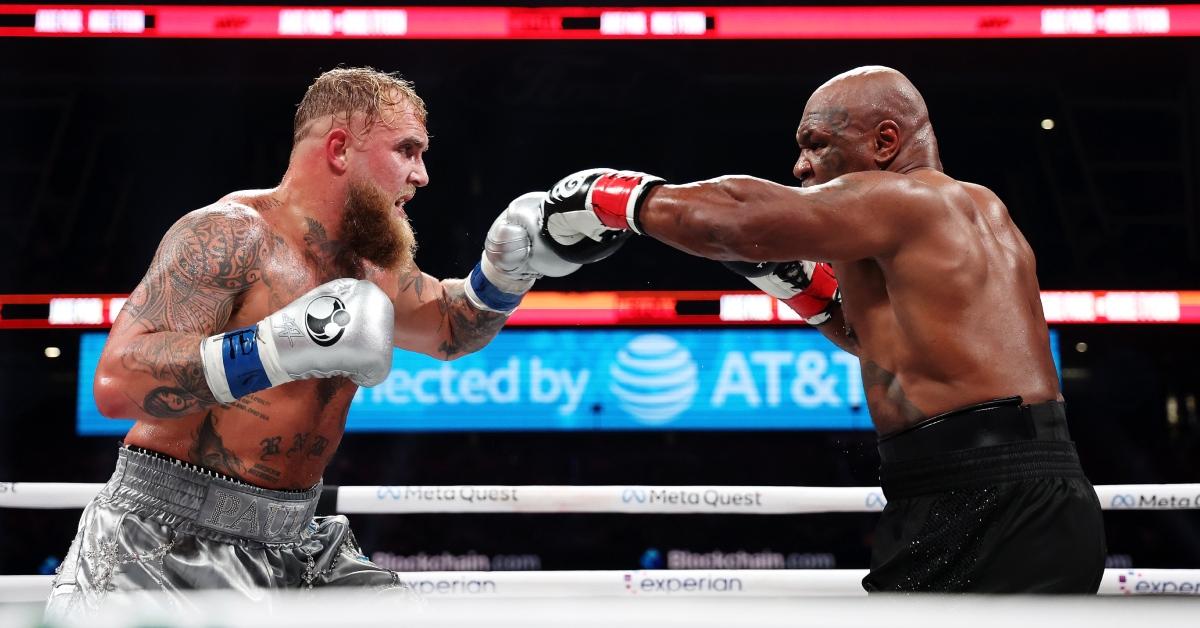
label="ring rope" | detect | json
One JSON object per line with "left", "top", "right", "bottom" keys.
{"left": 1, "top": 483, "right": 1197, "bottom": 513}
{"left": 2, "top": 569, "right": 1198, "bottom": 603}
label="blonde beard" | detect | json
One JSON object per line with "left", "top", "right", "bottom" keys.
{"left": 342, "top": 178, "right": 418, "bottom": 271}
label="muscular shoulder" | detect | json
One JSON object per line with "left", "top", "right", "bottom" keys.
{"left": 835, "top": 170, "right": 950, "bottom": 211}
{"left": 155, "top": 202, "right": 271, "bottom": 290}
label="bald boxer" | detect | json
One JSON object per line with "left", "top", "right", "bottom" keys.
{"left": 541, "top": 66, "right": 1105, "bottom": 593}
{"left": 47, "top": 67, "right": 615, "bottom": 616}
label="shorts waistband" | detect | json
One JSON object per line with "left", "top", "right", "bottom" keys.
{"left": 877, "top": 396, "right": 1071, "bottom": 464}
{"left": 878, "top": 439, "right": 1085, "bottom": 499}
{"left": 103, "top": 446, "right": 321, "bottom": 544}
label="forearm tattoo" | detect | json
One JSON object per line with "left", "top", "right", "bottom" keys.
{"left": 118, "top": 208, "right": 266, "bottom": 418}
{"left": 436, "top": 280, "right": 509, "bottom": 359}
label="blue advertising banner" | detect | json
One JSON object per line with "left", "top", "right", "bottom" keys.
{"left": 77, "top": 329, "right": 1060, "bottom": 434}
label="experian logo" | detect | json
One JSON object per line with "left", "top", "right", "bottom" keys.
{"left": 609, "top": 334, "right": 698, "bottom": 424}
{"left": 624, "top": 572, "right": 745, "bottom": 595}
{"left": 398, "top": 577, "right": 498, "bottom": 595}
{"left": 1117, "top": 571, "right": 1200, "bottom": 595}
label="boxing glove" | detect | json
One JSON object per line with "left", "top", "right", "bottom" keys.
{"left": 465, "top": 192, "right": 583, "bottom": 313}
{"left": 724, "top": 260, "right": 840, "bottom": 325}
{"left": 541, "top": 168, "right": 664, "bottom": 263}
{"left": 200, "top": 278, "right": 395, "bottom": 403}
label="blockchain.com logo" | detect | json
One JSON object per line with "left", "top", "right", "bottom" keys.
{"left": 609, "top": 334, "right": 698, "bottom": 425}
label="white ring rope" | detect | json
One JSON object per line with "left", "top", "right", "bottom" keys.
{"left": 1, "top": 483, "right": 1198, "bottom": 513}
{"left": 2, "top": 569, "right": 1199, "bottom": 604}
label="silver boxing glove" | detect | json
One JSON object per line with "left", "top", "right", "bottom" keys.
{"left": 200, "top": 278, "right": 395, "bottom": 403}
{"left": 465, "top": 192, "right": 582, "bottom": 313}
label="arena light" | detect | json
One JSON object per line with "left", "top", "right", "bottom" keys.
{"left": 2, "top": 290, "right": 1199, "bottom": 329}
{"left": 1, "top": 5, "right": 1198, "bottom": 40}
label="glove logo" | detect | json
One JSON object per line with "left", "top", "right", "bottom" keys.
{"left": 609, "top": 334, "right": 698, "bottom": 425}
{"left": 549, "top": 168, "right": 605, "bottom": 202}
{"left": 305, "top": 296, "right": 351, "bottom": 347}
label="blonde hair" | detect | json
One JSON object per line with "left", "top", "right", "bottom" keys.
{"left": 293, "top": 67, "right": 427, "bottom": 145}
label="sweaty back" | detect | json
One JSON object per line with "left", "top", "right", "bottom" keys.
{"left": 841, "top": 170, "right": 1060, "bottom": 434}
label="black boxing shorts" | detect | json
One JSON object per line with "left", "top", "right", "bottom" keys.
{"left": 862, "top": 397, "right": 1106, "bottom": 593}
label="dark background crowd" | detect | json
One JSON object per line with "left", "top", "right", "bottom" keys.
{"left": 1, "top": 0, "right": 1198, "bottom": 574}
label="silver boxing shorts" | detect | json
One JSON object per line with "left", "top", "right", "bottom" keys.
{"left": 45, "top": 446, "right": 405, "bottom": 619}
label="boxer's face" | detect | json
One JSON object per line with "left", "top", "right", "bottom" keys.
{"left": 340, "top": 102, "right": 428, "bottom": 270}
{"left": 793, "top": 104, "right": 876, "bottom": 188}
{"left": 351, "top": 102, "right": 430, "bottom": 217}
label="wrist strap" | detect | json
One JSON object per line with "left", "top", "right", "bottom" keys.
{"left": 464, "top": 262, "right": 525, "bottom": 313}
{"left": 200, "top": 323, "right": 290, "bottom": 403}
{"left": 587, "top": 171, "right": 664, "bottom": 234}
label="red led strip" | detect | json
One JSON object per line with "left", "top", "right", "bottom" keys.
{"left": 0, "top": 5, "right": 1195, "bottom": 40}
{"left": 2, "top": 290, "right": 1199, "bottom": 329}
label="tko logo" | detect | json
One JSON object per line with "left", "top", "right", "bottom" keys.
{"left": 0, "top": 482, "right": 15, "bottom": 493}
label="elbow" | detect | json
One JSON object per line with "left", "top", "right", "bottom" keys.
{"left": 93, "top": 360, "right": 135, "bottom": 419}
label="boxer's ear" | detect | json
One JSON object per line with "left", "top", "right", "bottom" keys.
{"left": 326, "top": 128, "right": 351, "bottom": 175}
{"left": 873, "top": 120, "right": 901, "bottom": 167}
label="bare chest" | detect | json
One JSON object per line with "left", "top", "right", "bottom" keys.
{"left": 226, "top": 240, "right": 349, "bottom": 329}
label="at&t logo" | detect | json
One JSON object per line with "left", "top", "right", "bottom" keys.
{"left": 609, "top": 334, "right": 698, "bottom": 424}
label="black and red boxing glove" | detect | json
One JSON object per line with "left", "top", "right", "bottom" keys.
{"left": 541, "top": 168, "right": 665, "bottom": 263}
{"left": 723, "top": 260, "right": 841, "bottom": 325}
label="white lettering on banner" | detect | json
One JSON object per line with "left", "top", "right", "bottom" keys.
{"left": 363, "top": 358, "right": 522, "bottom": 406}
{"left": 459, "top": 369, "right": 487, "bottom": 403}
{"left": 791, "top": 351, "right": 838, "bottom": 407}
{"left": 354, "top": 343, "right": 865, "bottom": 420}
{"left": 711, "top": 350, "right": 862, "bottom": 409}
{"left": 831, "top": 352, "right": 864, "bottom": 407}
{"left": 530, "top": 358, "right": 588, "bottom": 415}
{"left": 712, "top": 352, "right": 760, "bottom": 406}
{"left": 751, "top": 351, "right": 792, "bottom": 406}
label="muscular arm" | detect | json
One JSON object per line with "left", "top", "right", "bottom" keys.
{"left": 815, "top": 304, "right": 859, "bottom": 355}
{"left": 383, "top": 266, "right": 509, "bottom": 360}
{"left": 638, "top": 172, "right": 935, "bottom": 263}
{"left": 94, "top": 207, "right": 267, "bottom": 420}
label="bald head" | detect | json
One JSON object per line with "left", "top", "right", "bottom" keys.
{"left": 794, "top": 66, "right": 940, "bottom": 184}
